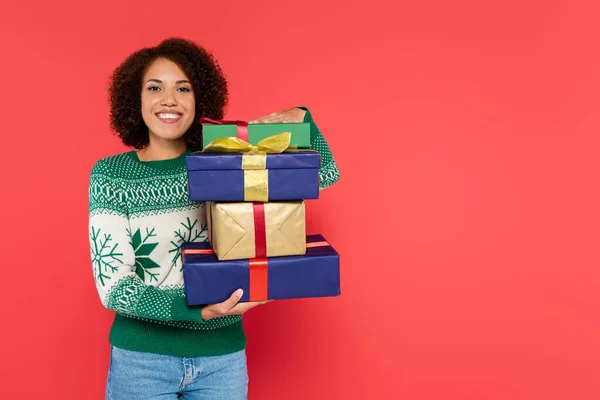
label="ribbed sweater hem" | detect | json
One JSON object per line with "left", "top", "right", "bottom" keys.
{"left": 109, "top": 314, "right": 246, "bottom": 357}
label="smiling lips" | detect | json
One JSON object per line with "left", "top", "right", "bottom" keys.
{"left": 156, "top": 112, "right": 183, "bottom": 124}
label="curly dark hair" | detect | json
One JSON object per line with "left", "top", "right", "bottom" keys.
{"left": 108, "top": 37, "right": 228, "bottom": 150}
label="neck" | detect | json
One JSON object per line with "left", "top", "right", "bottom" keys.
{"left": 138, "top": 136, "right": 187, "bottom": 161}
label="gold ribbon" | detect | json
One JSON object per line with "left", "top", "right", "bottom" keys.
{"left": 202, "top": 132, "right": 291, "bottom": 154}
{"left": 202, "top": 132, "right": 292, "bottom": 201}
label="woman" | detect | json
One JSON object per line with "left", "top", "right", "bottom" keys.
{"left": 89, "top": 37, "right": 340, "bottom": 399}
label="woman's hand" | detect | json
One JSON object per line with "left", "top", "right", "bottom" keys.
{"left": 201, "top": 289, "right": 268, "bottom": 321}
{"left": 250, "top": 107, "right": 306, "bottom": 124}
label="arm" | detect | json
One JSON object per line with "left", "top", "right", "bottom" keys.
{"left": 88, "top": 159, "right": 206, "bottom": 324}
{"left": 295, "top": 106, "right": 341, "bottom": 190}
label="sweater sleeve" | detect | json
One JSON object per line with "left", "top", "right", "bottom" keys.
{"left": 88, "top": 160, "right": 206, "bottom": 324}
{"left": 297, "top": 106, "right": 341, "bottom": 190}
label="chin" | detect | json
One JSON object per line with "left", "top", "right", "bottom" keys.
{"left": 151, "top": 128, "right": 187, "bottom": 141}
{"left": 160, "top": 133, "right": 186, "bottom": 141}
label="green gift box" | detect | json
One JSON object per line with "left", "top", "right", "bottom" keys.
{"left": 201, "top": 119, "right": 311, "bottom": 149}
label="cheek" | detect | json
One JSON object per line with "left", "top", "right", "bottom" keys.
{"left": 184, "top": 97, "right": 196, "bottom": 120}
{"left": 180, "top": 93, "right": 195, "bottom": 111}
{"left": 141, "top": 93, "right": 158, "bottom": 113}
{"left": 140, "top": 97, "right": 150, "bottom": 114}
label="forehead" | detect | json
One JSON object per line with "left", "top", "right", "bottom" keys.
{"left": 143, "top": 58, "right": 189, "bottom": 81}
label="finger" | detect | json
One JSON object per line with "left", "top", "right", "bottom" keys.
{"left": 261, "top": 118, "right": 283, "bottom": 124}
{"left": 260, "top": 115, "right": 287, "bottom": 124}
{"left": 264, "top": 110, "right": 303, "bottom": 123}
{"left": 229, "top": 300, "right": 268, "bottom": 314}
{"left": 250, "top": 112, "right": 280, "bottom": 124}
{"left": 250, "top": 117, "right": 272, "bottom": 124}
{"left": 221, "top": 288, "right": 244, "bottom": 311}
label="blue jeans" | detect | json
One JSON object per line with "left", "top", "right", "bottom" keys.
{"left": 106, "top": 346, "right": 248, "bottom": 399}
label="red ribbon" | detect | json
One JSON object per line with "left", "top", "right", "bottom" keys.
{"left": 250, "top": 202, "right": 268, "bottom": 300}
{"left": 249, "top": 258, "right": 268, "bottom": 301}
{"left": 252, "top": 203, "right": 267, "bottom": 258}
{"left": 306, "top": 240, "right": 329, "bottom": 248}
{"left": 200, "top": 117, "right": 249, "bottom": 142}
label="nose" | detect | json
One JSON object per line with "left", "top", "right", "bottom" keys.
{"left": 161, "top": 89, "right": 177, "bottom": 106}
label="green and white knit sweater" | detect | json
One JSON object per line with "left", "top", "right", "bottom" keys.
{"left": 88, "top": 108, "right": 340, "bottom": 357}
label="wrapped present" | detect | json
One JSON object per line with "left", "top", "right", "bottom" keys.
{"left": 207, "top": 201, "right": 306, "bottom": 261}
{"left": 200, "top": 117, "right": 311, "bottom": 149}
{"left": 182, "top": 234, "right": 340, "bottom": 304}
{"left": 186, "top": 133, "right": 320, "bottom": 202}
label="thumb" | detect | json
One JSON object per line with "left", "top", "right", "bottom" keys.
{"left": 222, "top": 288, "right": 244, "bottom": 310}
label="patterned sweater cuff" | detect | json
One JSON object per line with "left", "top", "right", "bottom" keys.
{"left": 296, "top": 106, "right": 341, "bottom": 189}
{"left": 170, "top": 296, "right": 206, "bottom": 324}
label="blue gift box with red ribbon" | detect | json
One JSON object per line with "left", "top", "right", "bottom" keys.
{"left": 182, "top": 234, "right": 341, "bottom": 305}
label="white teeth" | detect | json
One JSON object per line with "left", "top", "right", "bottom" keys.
{"left": 157, "top": 113, "right": 181, "bottom": 119}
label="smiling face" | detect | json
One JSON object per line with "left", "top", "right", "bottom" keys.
{"left": 141, "top": 58, "right": 195, "bottom": 143}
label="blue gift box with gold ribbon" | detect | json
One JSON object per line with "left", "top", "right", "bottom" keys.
{"left": 186, "top": 132, "right": 320, "bottom": 202}
{"left": 182, "top": 234, "right": 341, "bottom": 305}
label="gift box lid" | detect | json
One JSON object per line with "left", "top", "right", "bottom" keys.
{"left": 201, "top": 122, "right": 311, "bottom": 149}
{"left": 182, "top": 234, "right": 336, "bottom": 262}
{"left": 186, "top": 151, "right": 321, "bottom": 171}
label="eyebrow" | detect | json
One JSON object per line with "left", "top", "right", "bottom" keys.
{"left": 146, "top": 79, "right": 191, "bottom": 84}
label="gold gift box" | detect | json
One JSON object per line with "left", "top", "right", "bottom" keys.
{"left": 207, "top": 201, "right": 307, "bottom": 261}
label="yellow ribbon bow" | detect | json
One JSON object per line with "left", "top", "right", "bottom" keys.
{"left": 202, "top": 132, "right": 292, "bottom": 154}
{"left": 202, "top": 132, "right": 292, "bottom": 202}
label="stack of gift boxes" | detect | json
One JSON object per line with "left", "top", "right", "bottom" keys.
{"left": 181, "top": 118, "right": 340, "bottom": 305}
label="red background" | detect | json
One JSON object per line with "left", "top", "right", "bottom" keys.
{"left": 1, "top": 1, "right": 600, "bottom": 399}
